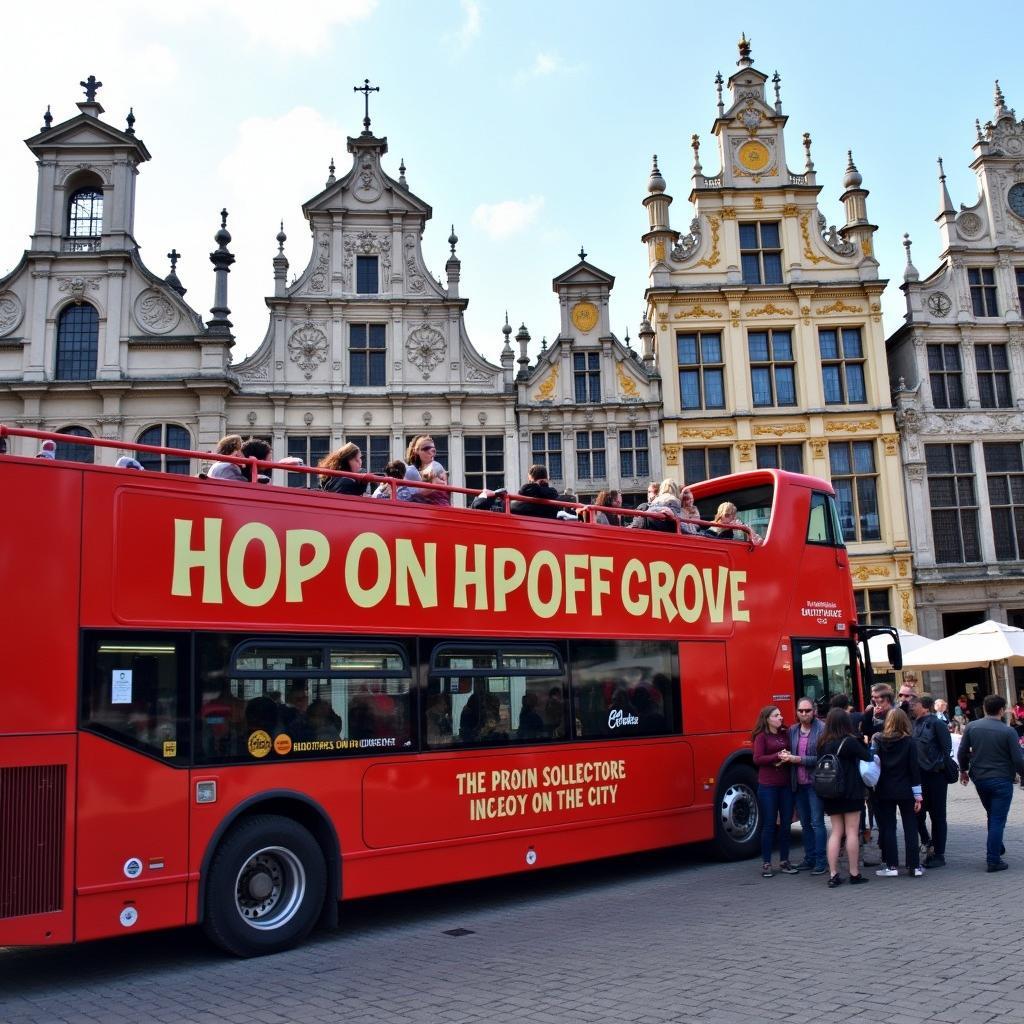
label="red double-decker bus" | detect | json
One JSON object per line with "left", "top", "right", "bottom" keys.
{"left": 0, "top": 427, "right": 894, "bottom": 956}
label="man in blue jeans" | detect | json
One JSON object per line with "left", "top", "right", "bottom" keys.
{"left": 784, "top": 697, "right": 828, "bottom": 874}
{"left": 958, "top": 693, "right": 1024, "bottom": 872}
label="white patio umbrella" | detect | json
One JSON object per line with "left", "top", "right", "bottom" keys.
{"left": 900, "top": 620, "right": 1024, "bottom": 704}
{"left": 860, "top": 628, "right": 934, "bottom": 672}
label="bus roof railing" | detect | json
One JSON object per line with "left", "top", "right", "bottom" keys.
{"left": 0, "top": 423, "right": 760, "bottom": 540}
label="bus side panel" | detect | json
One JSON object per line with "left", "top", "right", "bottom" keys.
{"left": 679, "top": 641, "right": 729, "bottom": 734}
{"left": 0, "top": 734, "right": 76, "bottom": 946}
{"left": 1, "top": 461, "right": 82, "bottom": 734}
{"left": 361, "top": 740, "right": 695, "bottom": 849}
{"left": 74, "top": 734, "right": 189, "bottom": 941}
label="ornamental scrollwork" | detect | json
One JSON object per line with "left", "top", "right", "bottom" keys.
{"left": 799, "top": 213, "right": 840, "bottom": 266}
{"left": 287, "top": 322, "right": 328, "bottom": 380}
{"left": 674, "top": 304, "right": 723, "bottom": 320}
{"left": 134, "top": 289, "right": 179, "bottom": 335}
{"left": 695, "top": 216, "right": 721, "bottom": 268}
{"left": 58, "top": 276, "right": 100, "bottom": 303}
{"left": 406, "top": 323, "right": 446, "bottom": 379}
{"left": 310, "top": 234, "right": 330, "bottom": 291}
{"left": 817, "top": 212, "right": 856, "bottom": 256}
{"left": 0, "top": 292, "right": 23, "bottom": 335}
{"left": 671, "top": 218, "right": 702, "bottom": 262}
{"left": 343, "top": 230, "right": 392, "bottom": 291}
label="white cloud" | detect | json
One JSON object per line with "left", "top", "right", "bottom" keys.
{"left": 515, "top": 50, "right": 581, "bottom": 83}
{"left": 449, "top": 0, "right": 482, "bottom": 50}
{"left": 471, "top": 196, "right": 544, "bottom": 239}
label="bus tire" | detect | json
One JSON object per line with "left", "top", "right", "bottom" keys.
{"left": 714, "top": 764, "right": 760, "bottom": 861}
{"left": 203, "top": 813, "right": 326, "bottom": 957}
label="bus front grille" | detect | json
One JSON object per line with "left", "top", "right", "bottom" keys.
{"left": 0, "top": 765, "right": 66, "bottom": 919}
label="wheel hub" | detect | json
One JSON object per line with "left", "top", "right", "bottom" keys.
{"left": 720, "top": 782, "right": 758, "bottom": 841}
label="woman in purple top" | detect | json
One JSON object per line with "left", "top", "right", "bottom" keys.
{"left": 752, "top": 705, "right": 799, "bottom": 878}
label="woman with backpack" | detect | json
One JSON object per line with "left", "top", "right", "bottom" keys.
{"left": 751, "top": 705, "right": 799, "bottom": 878}
{"left": 872, "top": 708, "right": 923, "bottom": 877}
{"left": 818, "top": 707, "right": 874, "bottom": 888}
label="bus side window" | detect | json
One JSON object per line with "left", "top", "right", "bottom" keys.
{"left": 794, "top": 639, "right": 853, "bottom": 716}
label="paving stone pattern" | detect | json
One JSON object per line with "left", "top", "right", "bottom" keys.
{"left": 1, "top": 784, "right": 1022, "bottom": 1024}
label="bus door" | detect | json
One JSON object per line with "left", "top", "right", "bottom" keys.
{"left": 792, "top": 639, "right": 855, "bottom": 716}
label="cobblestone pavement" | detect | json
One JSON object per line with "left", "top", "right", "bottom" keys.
{"left": 2, "top": 783, "right": 1022, "bottom": 1024}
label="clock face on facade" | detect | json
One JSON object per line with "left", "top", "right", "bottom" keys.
{"left": 1008, "top": 183, "right": 1024, "bottom": 219}
{"left": 571, "top": 301, "right": 598, "bottom": 333}
{"left": 737, "top": 140, "right": 771, "bottom": 172}
{"left": 926, "top": 292, "right": 952, "bottom": 318}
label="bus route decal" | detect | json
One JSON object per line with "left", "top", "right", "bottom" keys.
{"left": 169, "top": 519, "right": 752, "bottom": 630}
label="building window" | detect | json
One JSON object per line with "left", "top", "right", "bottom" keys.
{"left": 349, "top": 323, "right": 386, "bottom": 386}
{"left": 984, "top": 442, "right": 1024, "bottom": 561}
{"left": 137, "top": 424, "right": 191, "bottom": 474}
{"left": 677, "top": 332, "right": 724, "bottom": 409}
{"left": 356, "top": 255, "right": 378, "bottom": 294}
{"left": 748, "top": 329, "right": 796, "bottom": 407}
{"left": 531, "top": 432, "right": 563, "bottom": 481}
{"left": 927, "top": 343, "right": 964, "bottom": 409}
{"left": 683, "top": 447, "right": 731, "bottom": 484}
{"left": 975, "top": 343, "right": 1012, "bottom": 408}
{"left": 465, "top": 435, "right": 505, "bottom": 491}
{"left": 854, "top": 588, "right": 892, "bottom": 627}
{"left": 286, "top": 435, "right": 331, "bottom": 488}
{"left": 968, "top": 268, "right": 999, "bottom": 317}
{"left": 405, "top": 434, "right": 448, "bottom": 472}
{"left": 54, "top": 426, "right": 94, "bottom": 464}
{"left": 818, "top": 327, "right": 866, "bottom": 404}
{"left": 756, "top": 443, "right": 803, "bottom": 473}
{"left": 573, "top": 352, "right": 601, "bottom": 403}
{"left": 739, "top": 222, "right": 783, "bottom": 285}
{"left": 925, "top": 443, "right": 980, "bottom": 564}
{"left": 619, "top": 429, "right": 649, "bottom": 480}
{"left": 829, "top": 441, "right": 880, "bottom": 542}
{"left": 55, "top": 303, "right": 99, "bottom": 380}
{"left": 576, "top": 430, "right": 606, "bottom": 480}
{"left": 345, "top": 435, "right": 391, "bottom": 476}
{"left": 1016, "top": 268, "right": 1024, "bottom": 312}
{"left": 67, "top": 187, "right": 103, "bottom": 250}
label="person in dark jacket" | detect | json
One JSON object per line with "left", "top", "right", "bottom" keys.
{"left": 318, "top": 442, "right": 366, "bottom": 496}
{"left": 510, "top": 464, "right": 559, "bottom": 518}
{"left": 910, "top": 694, "right": 953, "bottom": 867}
{"left": 872, "top": 708, "right": 923, "bottom": 877}
{"left": 818, "top": 708, "right": 873, "bottom": 888}
{"left": 781, "top": 698, "right": 827, "bottom": 874}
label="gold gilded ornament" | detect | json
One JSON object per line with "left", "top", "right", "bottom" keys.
{"left": 571, "top": 301, "right": 599, "bottom": 333}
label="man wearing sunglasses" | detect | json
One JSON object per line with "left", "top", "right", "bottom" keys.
{"left": 784, "top": 698, "right": 828, "bottom": 874}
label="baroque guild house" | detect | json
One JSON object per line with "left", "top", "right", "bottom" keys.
{"left": 642, "top": 38, "right": 913, "bottom": 634}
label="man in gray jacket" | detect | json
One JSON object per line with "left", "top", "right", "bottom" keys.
{"left": 958, "top": 694, "right": 1024, "bottom": 872}
{"left": 783, "top": 697, "right": 827, "bottom": 874}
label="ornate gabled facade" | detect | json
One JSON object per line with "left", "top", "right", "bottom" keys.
{"left": 888, "top": 82, "right": 1024, "bottom": 679}
{"left": 642, "top": 38, "right": 913, "bottom": 629}
{"left": 514, "top": 256, "right": 661, "bottom": 503}
{"left": 0, "top": 79, "right": 236, "bottom": 463}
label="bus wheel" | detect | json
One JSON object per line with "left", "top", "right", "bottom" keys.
{"left": 204, "top": 814, "right": 326, "bottom": 957}
{"left": 714, "top": 765, "right": 760, "bottom": 861}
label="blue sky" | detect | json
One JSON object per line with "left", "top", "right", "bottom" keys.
{"left": 1, "top": 1, "right": 1021, "bottom": 365}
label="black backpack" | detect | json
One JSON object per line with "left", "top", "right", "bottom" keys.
{"left": 813, "top": 737, "right": 848, "bottom": 799}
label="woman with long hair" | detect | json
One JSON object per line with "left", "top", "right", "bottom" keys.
{"left": 593, "top": 489, "right": 622, "bottom": 526}
{"left": 397, "top": 434, "right": 436, "bottom": 501}
{"left": 751, "top": 705, "right": 798, "bottom": 878}
{"left": 318, "top": 442, "right": 366, "bottom": 496}
{"left": 819, "top": 707, "right": 874, "bottom": 888}
{"left": 872, "top": 708, "right": 923, "bottom": 877}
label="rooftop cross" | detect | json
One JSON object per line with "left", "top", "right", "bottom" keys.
{"left": 353, "top": 78, "right": 380, "bottom": 135}
{"left": 167, "top": 249, "right": 180, "bottom": 273}
{"left": 80, "top": 75, "right": 103, "bottom": 102}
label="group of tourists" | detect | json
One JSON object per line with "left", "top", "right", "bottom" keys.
{"left": 753, "top": 685, "right": 1024, "bottom": 887}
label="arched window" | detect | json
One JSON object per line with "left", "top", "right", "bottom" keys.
{"left": 54, "top": 426, "right": 95, "bottom": 464}
{"left": 55, "top": 303, "right": 99, "bottom": 380}
{"left": 67, "top": 187, "right": 103, "bottom": 250}
{"left": 137, "top": 424, "right": 192, "bottom": 474}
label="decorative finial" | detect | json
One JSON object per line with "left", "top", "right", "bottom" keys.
{"left": 737, "top": 32, "right": 752, "bottom": 65}
{"left": 624, "top": 327, "right": 632, "bottom": 349}
{"left": 843, "top": 149, "right": 861, "bottom": 189}
{"left": 41, "top": 105, "right": 52, "bottom": 132}
{"left": 541, "top": 336, "right": 547, "bottom": 352}
{"left": 399, "top": 158, "right": 407, "bottom": 188}
{"left": 648, "top": 154, "right": 666, "bottom": 193}
{"left": 715, "top": 71, "right": 724, "bottom": 116}
{"left": 578, "top": 245, "right": 587, "bottom": 262}
{"left": 276, "top": 221, "right": 287, "bottom": 254}
{"left": 215, "top": 209, "right": 231, "bottom": 249}
{"left": 691, "top": 134, "right": 703, "bottom": 176}
{"left": 125, "top": 107, "right": 136, "bottom": 135}
{"left": 994, "top": 79, "right": 1009, "bottom": 117}
{"left": 804, "top": 133, "right": 815, "bottom": 174}
{"left": 80, "top": 75, "right": 102, "bottom": 102}
{"left": 448, "top": 225, "right": 458, "bottom": 255}
{"left": 772, "top": 70, "right": 782, "bottom": 111}
{"left": 937, "top": 156, "right": 946, "bottom": 181}
{"left": 502, "top": 311, "right": 512, "bottom": 339}
{"left": 937, "top": 156, "right": 954, "bottom": 215}
{"left": 902, "top": 233, "right": 919, "bottom": 283}
{"left": 326, "top": 157, "right": 336, "bottom": 186}
{"left": 165, "top": 249, "right": 186, "bottom": 297}
{"left": 976, "top": 118, "right": 985, "bottom": 143}
{"left": 353, "top": 78, "right": 380, "bottom": 135}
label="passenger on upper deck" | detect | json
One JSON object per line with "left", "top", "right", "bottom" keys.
{"left": 371, "top": 460, "right": 407, "bottom": 499}
{"left": 36, "top": 439, "right": 56, "bottom": 459}
{"left": 679, "top": 486, "right": 702, "bottom": 532}
{"left": 115, "top": 456, "right": 145, "bottom": 470}
{"left": 319, "top": 442, "right": 366, "bottom": 497}
{"left": 418, "top": 462, "right": 452, "bottom": 506}
{"left": 555, "top": 491, "right": 580, "bottom": 521}
{"left": 207, "top": 435, "right": 244, "bottom": 480}
{"left": 510, "top": 464, "right": 560, "bottom": 519}
{"left": 631, "top": 479, "right": 685, "bottom": 532}
{"left": 707, "top": 501, "right": 763, "bottom": 544}
{"left": 594, "top": 489, "right": 623, "bottom": 526}
{"left": 397, "top": 435, "right": 436, "bottom": 502}
{"left": 470, "top": 486, "right": 508, "bottom": 512}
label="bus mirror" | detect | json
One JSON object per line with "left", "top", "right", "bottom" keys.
{"left": 887, "top": 642, "right": 903, "bottom": 671}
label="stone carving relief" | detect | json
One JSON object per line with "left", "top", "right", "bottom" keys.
{"left": 0, "top": 292, "right": 23, "bottom": 335}
{"left": 466, "top": 366, "right": 492, "bottom": 383}
{"left": 926, "top": 292, "right": 952, "bottom": 318}
{"left": 58, "top": 276, "right": 100, "bottom": 303}
{"left": 310, "top": 234, "right": 330, "bottom": 291}
{"left": 671, "top": 218, "right": 702, "bottom": 262}
{"left": 133, "top": 289, "right": 179, "bottom": 335}
{"left": 987, "top": 118, "right": 1024, "bottom": 157}
{"left": 287, "top": 322, "right": 328, "bottom": 380}
{"left": 406, "top": 323, "right": 446, "bottom": 378}
{"left": 343, "top": 231, "right": 392, "bottom": 291}
{"left": 238, "top": 354, "right": 271, "bottom": 384}
{"left": 404, "top": 235, "right": 426, "bottom": 293}
{"left": 957, "top": 212, "right": 983, "bottom": 238}
{"left": 353, "top": 157, "right": 383, "bottom": 202}
{"left": 817, "top": 212, "right": 856, "bottom": 256}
